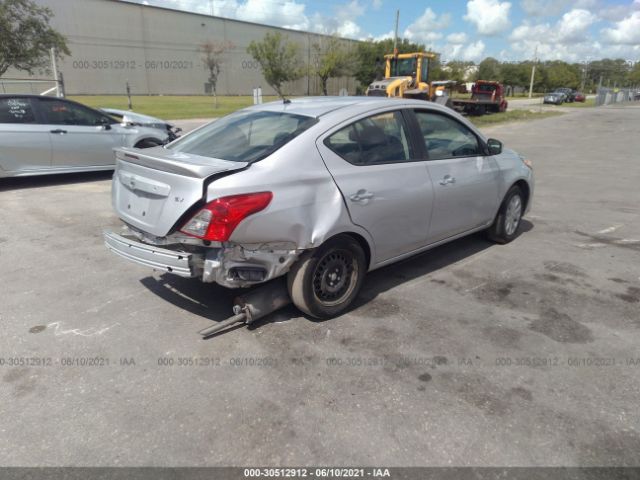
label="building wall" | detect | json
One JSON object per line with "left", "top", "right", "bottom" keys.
{"left": 3, "top": 0, "right": 358, "bottom": 96}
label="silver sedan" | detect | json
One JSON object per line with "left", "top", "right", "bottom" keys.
{"left": 0, "top": 95, "right": 173, "bottom": 178}
{"left": 105, "top": 97, "right": 534, "bottom": 318}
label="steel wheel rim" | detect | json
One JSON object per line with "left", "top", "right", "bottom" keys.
{"left": 312, "top": 249, "right": 358, "bottom": 307}
{"left": 505, "top": 194, "right": 522, "bottom": 236}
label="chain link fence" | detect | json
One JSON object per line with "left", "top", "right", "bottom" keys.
{"left": 0, "top": 77, "right": 64, "bottom": 97}
{"left": 596, "top": 87, "right": 640, "bottom": 106}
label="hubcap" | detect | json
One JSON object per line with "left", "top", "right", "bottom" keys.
{"left": 505, "top": 194, "right": 522, "bottom": 236}
{"left": 312, "top": 250, "right": 358, "bottom": 307}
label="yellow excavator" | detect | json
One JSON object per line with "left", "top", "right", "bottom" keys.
{"left": 365, "top": 51, "right": 438, "bottom": 100}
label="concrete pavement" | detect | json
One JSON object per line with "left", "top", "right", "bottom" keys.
{"left": 1, "top": 104, "right": 639, "bottom": 467}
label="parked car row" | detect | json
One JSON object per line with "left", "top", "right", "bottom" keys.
{"left": 543, "top": 88, "right": 586, "bottom": 105}
{"left": 0, "top": 95, "right": 179, "bottom": 178}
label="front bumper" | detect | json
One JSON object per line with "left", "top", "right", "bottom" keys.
{"left": 104, "top": 231, "right": 201, "bottom": 278}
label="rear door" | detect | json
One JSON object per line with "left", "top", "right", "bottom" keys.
{"left": 317, "top": 109, "right": 434, "bottom": 263}
{"left": 0, "top": 97, "right": 52, "bottom": 174}
{"left": 411, "top": 109, "right": 500, "bottom": 243}
{"left": 36, "top": 97, "right": 123, "bottom": 167}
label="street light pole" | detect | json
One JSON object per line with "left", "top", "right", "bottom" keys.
{"left": 528, "top": 45, "right": 537, "bottom": 99}
{"left": 392, "top": 9, "right": 399, "bottom": 55}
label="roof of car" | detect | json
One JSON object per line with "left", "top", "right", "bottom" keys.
{"left": 244, "top": 96, "right": 427, "bottom": 118}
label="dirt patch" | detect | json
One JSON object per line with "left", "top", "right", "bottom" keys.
{"left": 529, "top": 308, "right": 594, "bottom": 343}
{"left": 483, "top": 325, "right": 523, "bottom": 349}
{"left": 509, "top": 386, "right": 533, "bottom": 401}
{"left": 544, "top": 261, "right": 587, "bottom": 277}
{"left": 353, "top": 297, "right": 401, "bottom": 318}
{"left": 615, "top": 286, "right": 640, "bottom": 304}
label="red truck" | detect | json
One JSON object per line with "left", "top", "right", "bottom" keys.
{"left": 452, "top": 80, "right": 508, "bottom": 115}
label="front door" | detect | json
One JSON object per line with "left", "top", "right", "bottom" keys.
{"left": 412, "top": 109, "right": 500, "bottom": 242}
{"left": 317, "top": 110, "right": 434, "bottom": 263}
{"left": 36, "top": 97, "right": 122, "bottom": 168}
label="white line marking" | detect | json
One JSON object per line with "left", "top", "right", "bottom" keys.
{"left": 46, "top": 321, "right": 120, "bottom": 337}
{"left": 575, "top": 243, "right": 607, "bottom": 249}
{"left": 598, "top": 224, "right": 624, "bottom": 234}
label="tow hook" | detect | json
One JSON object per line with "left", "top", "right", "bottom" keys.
{"left": 197, "top": 279, "right": 291, "bottom": 338}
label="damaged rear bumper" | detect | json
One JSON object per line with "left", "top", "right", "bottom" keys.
{"left": 103, "top": 230, "right": 300, "bottom": 288}
{"left": 104, "top": 231, "right": 200, "bottom": 278}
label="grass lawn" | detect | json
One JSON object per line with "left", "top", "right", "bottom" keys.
{"left": 68, "top": 95, "right": 279, "bottom": 120}
{"left": 469, "top": 109, "right": 564, "bottom": 127}
{"left": 69, "top": 95, "right": 565, "bottom": 128}
{"left": 560, "top": 98, "right": 596, "bottom": 108}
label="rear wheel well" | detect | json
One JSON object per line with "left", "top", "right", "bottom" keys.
{"left": 322, "top": 232, "right": 371, "bottom": 270}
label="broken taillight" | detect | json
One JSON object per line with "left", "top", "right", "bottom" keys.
{"left": 180, "top": 192, "right": 273, "bottom": 242}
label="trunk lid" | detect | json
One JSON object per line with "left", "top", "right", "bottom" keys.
{"left": 112, "top": 146, "right": 247, "bottom": 237}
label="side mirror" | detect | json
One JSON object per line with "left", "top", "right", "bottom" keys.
{"left": 99, "top": 117, "right": 112, "bottom": 130}
{"left": 487, "top": 138, "right": 502, "bottom": 155}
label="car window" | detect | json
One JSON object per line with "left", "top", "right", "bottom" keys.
{"left": 325, "top": 110, "right": 412, "bottom": 165}
{"left": 38, "top": 99, "right": 109, "bottom": 126}
{"left": 168, "top": 110, "right": 317, "bottom": 163}
{"left": 0, "top": 98, "right": 36, "bottom": 124}
{"left": 414, "top": 111, "right": 481, "bottom": 160}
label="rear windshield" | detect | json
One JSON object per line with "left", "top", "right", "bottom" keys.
{"left": 476, "top": 84, "right": 496, "bottom": 92}
{"left": 167, "top": 110, "right": 317, "bottom": 163}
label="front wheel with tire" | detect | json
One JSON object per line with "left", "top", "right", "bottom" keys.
{"left": 486, "top": 186, "right": 524, "bottom": 244}
{"left": 287, "top": 235, "right": 366, "bottom": 319}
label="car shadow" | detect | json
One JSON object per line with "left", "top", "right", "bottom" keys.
{"left": 140, "top": 220, "right": 534, "bottom": 337}
{"left": 0, "top": 170, "right": 114, "bottom": 192}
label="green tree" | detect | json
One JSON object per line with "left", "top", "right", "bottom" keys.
{"left": 544, "top": 61, "right": 580, "bottom": 89}
{"left": 499, "top": 62, "right": 530, "bottom": 92}
{"left": 475, "top": 57, "right": 501, "bottom": 81}
{"left": 441, "top": 60, "right": 475, "bottom": 83}
{"left": 587, "top": 58, "right": 631, "bottom": 88}
{"left": 200, "top": 39, "right": 234, "bottom": 108}
{"left": 354, "top": 38, "right": 426, "bottom": 91}
{"left": 247, "top": 32, "right": 304, "bottom": 99}
{"left": 629, "top": 62, "right": 640, "bottom": 86}
{"left": 0, "top": 0, "right": 70, "bottom": 77}
{"left": 312, "top": 36, "right": 356, "bottom": 95}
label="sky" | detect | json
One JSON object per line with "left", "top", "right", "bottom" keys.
{"left": 124, "top": 0, "right": 640, "bottom": 62}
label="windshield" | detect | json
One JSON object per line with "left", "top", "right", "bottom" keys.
{"left": 167, "top": 110, "right": 317, "bottom": 163}
{"left": 390, "top": 58, "right": 417, "bottom": 77}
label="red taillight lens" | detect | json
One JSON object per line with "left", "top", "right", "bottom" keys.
{"left": 180, "top": 192, "right": 272, "bottom": 242}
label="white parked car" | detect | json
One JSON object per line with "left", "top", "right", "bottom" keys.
{"left": 0, "top": 95, "right": 174, "bottom": 178}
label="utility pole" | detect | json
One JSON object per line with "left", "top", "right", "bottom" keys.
{"left": 50, "top": 47, "right": 61, "bottom": 97}
{"left": 528, "top": 45, "right": 537, "bottom": 99}
{"left": 580, "top": 60, "right": 588, "bottom": 92}
{"left": 392, "top": 9, "right": 399, "bottom": 55}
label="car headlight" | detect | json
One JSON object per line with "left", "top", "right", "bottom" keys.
{"left": 519, "top": 154, "right": 533, "bottom": 169}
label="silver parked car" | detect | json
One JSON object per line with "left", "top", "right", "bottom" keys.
{"left": 105, "top": 97, "right": 533, "bottom": 318}
{"left": 0, "top": 95, "right": 173, "bottom": 178}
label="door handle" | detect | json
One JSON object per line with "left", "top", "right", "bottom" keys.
{"left": 439, "top": 175, "right": 456, "bottom": 185}
{"left": 349, "top": 189, "right": 374, "bottom": 202}
{"left": 50, "top": 129, "right": 67, "bottom": 134}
